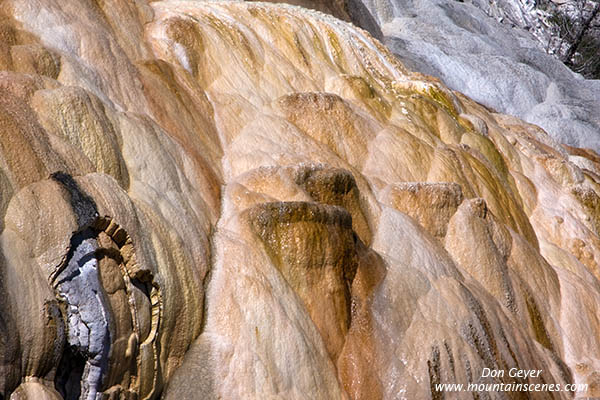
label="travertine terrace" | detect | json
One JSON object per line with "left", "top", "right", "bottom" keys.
{"left": 0, "top": 0, "right": 599, "bottom": 399}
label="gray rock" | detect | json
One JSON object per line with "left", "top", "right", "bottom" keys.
{"left": 55, "top": 232, "right": 111, "bottom": 400}
{"left": 359, "top": 0, "right": 600, "bottom": 151}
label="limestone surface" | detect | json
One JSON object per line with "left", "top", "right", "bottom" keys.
{"left": 0, "top": 1, "right": 599, "bottom": 399}
{"left": 356, "top": 0, "right": 600, "bottom": 151}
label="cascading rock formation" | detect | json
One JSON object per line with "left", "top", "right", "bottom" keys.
{"left": 0, "top": 0, "right": 599, "bottom": 399}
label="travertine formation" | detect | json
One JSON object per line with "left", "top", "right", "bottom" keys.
{"left": 357, "top": 0, "right": 600, "bottom": 151}
{"left": 0, "top": 0, "right": 599, "bottom": 399}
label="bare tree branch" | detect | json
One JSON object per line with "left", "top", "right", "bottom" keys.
{"left": 561, "top": 0, "right": 600, "bottom": 64}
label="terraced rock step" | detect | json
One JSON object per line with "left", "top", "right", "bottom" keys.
{"left": 250, "top": 201, "right": 357, "bottom": 360}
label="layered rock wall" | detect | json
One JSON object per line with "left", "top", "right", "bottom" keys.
{"left": 0, "top": 1, "right": 599, "bottom": 399}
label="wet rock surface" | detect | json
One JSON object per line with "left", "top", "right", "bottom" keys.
{"left": 355, "top": 0, "right": 600, "bottom": 151}
{"left": 0, "top": 1, "right": 599, "bottom": 399}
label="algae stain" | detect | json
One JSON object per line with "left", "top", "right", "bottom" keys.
{"left": 425, "top": 85, "right": 458, "bottom": 117}
{"left": 325, "top": 28, "right": 347, "bottom": 71}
